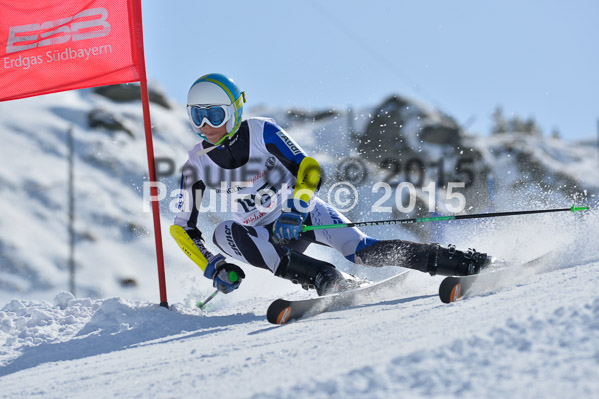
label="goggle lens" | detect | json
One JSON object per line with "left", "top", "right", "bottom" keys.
{"left": 190, "top": 106, "right": 227, "bottom": 127}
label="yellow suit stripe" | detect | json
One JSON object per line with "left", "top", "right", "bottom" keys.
{"left": 170, "top": 225, "right": 209, "bottom": 271}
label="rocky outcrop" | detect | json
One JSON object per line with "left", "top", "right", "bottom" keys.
{"left": 94, "top": 83, "right": 171, "bottom": 109}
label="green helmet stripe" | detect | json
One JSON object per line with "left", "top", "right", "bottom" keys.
{"left": 205, "top": 78, "right": 235, "bottom": 103}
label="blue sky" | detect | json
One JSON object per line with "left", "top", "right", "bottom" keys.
{"left": 142, "top": 0, "right": 598, "bottom": 141}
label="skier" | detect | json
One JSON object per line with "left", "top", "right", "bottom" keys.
{"left": 171, "top": 73, "right": 492, "bottom": 296}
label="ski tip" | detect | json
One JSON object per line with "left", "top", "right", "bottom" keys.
{"left": 439, "top": 278, "right": 463, "bottom": 304}
{"left": 275, "top": 306, "right": 292, "bottom": 324}
{"left": 449, "top": 283, "right": 462, "bottom": 303}
{"left": 266, "top": 299, "right": 293, "bottom": 324}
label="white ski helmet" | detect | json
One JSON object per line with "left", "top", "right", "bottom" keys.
{"left": 186, "top": 73, "right": 246, "bottom": 145}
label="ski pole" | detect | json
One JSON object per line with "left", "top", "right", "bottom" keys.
{"left": 302, "top": 204, "right": 589, "bottom": 232}
{"left": 196, "top": 270, "right": 239, "bottom": 309}
{"left": 197, "top": 290, "right": 219, "bottom": 309}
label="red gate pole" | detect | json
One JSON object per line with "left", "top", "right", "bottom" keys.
{"left": 133, "top": 1, "right": 168, "bottom": 308}
{"left": 139, "top": 80, "right": 168, "bottom": 308}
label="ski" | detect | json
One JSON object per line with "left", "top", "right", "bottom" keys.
{"left": 438, "top": 251, "right": 555, "bottom": 303}
{"left": 266, "top": 271, "right": 409, "bottom": 324}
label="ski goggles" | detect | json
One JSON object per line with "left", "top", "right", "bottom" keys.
{"left": 187, "top": 104, "right": 234, "bottom": 128}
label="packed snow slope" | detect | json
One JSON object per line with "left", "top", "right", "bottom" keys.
{"left": 1, "top": 230, "right": 598, "bottom": 398}
{"left": 1, "top": 85, "right": 598, "bottom": 397}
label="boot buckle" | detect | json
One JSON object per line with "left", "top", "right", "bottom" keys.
{"left": 447, "top": 244, "right": 456, "bottom": 259}
{"left": 465, "top": 248, "right": 475, "bottom": 259}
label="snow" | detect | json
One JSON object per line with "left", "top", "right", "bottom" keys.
{"left": 1, "top": 86, "right": 599, "bottom": 397}
{"left": 1, "top": 256, "right": 598, "bottom": 398}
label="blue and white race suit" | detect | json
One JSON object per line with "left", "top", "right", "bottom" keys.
{"left": 173, "top": 117, "right": 371, "bottom": 274}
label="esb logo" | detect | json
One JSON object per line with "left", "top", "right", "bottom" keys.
{"left": 6, "top": 8, "right": 111, "bottom": 54}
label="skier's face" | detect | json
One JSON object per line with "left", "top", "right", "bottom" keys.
{"left": 200, "top": 124, "right": 228, "bottom": 144}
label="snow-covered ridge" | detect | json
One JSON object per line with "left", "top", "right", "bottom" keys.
{"left": 0, "top": 292, "right": 234, "bottom": 375}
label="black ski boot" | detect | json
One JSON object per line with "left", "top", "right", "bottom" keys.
{"left": 353, "top": 239, "right": 493, "bottom": 277}
{"left": 427, "top": 244, "right": 492, "bottom": 276}
{"left": 275, "top": 250, "right": 345, "bottom": 296}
